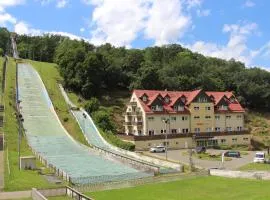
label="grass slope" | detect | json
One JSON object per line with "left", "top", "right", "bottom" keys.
{"left": 87, "top": 176, "right": 270, "bottom": 200}
{"left": 29, "top": 60, "right": 88, "bottom": 146}
{"left": 4, "top": 58, "right": 64, "bottom": 191}
{"left": 239, "top": 163, "right": 270, "bottom": 171}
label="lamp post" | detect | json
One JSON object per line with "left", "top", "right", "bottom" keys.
{"left": 17, "top": 100, "right": 23, "bottom": 170}
{"left": 162, "top": 118, "right": 170, "bottom": 160}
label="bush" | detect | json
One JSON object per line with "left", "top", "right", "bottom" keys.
{"left": 84, "top": 97, "right": 100, "bottom": 114}
{"left": 0, "top": 48, "right": 3, "bottom": 57}
{"left": 101, "top": 130, "right": 135, "bottom": 151}
{"left": 92, "top": 109, "right": 115, "bottom": 132}
{"left": 63, "top": 117, "right": 69, "bottom": 122}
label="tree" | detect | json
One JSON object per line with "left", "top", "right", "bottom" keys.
{"left": 84, "top": 97, "right": 100, "bottom": 114}
{"left": 0, "top": 48, "right": 3, "bottom": 57}
{"left": 263, "top": 136, "right": 270, "bottom": 155}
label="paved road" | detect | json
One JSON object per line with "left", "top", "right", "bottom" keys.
{"left": 0, "top": 190, "right": 31, "bottom": 199}
{"left": 145, "top": 149, "right": 257, "bottom": 170}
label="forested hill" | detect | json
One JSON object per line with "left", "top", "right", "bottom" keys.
{"left": 1, "top": 27, "right": 270, "bottom": 111}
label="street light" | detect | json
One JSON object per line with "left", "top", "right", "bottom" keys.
{"left": 17, "top": 99, "right": 23, "bottom": 170}
{"left": 162, "top": 118, "right": 170, "bottom": 160}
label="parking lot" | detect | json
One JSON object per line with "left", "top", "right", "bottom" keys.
{"left": 144, "top": 149, "right": 257, "bottom": 170}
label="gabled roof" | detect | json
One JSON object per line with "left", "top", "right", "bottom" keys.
{"left": 133, "top": 89, "right": 244, "bottom": 113}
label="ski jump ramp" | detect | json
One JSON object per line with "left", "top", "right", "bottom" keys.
{"left": 17, "top": 63, "right": 152, "bottom": 185}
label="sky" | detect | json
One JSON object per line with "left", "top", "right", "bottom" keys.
{"left": 0, "top": 0, "right": 270, "bottom": 69}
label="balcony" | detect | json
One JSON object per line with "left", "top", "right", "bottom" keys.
{"left": 123, "top": 121, "right": 132, "bottom": 126}
{"left": 124, "top": 111, "right": 142, "bottom": 116}
{"left": 127, "top": 102, "right": 137, "bottom": 106}
{"left": 132, "top": 121, "right": 143, "bottom": 126}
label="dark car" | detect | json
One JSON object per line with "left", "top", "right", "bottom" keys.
{"left": 194, "top": 146, "right": 206, "bottom": 154}
{"left": 224, "top": 151, "right": 241, "bottom": 158}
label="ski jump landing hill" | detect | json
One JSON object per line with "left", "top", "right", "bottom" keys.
{"left": 16, "top": 63, "right": 153, "bottom": 185}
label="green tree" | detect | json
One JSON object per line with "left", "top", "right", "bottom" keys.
{"left": 84, "top": 97, "right": 100, "bottom": 114}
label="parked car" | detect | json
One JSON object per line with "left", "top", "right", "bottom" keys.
{"left": 150, "top": 146, "right": 166, "bottom": 153}
{"left": 224, "top": 151, "right": 241, "bottom": 158}
{"left": 193, "top": 146, "right": 206, "bottom": 154}
{"left": 253, "top": 152, "right": 265, "bottom": 163}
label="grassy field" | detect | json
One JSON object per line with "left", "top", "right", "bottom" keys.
{"left": 87, "top": 176, "right": 270, "bottom": 200}
{"left": 29, "top": 60, "right": 88, "bottom": 146}
{"left": 3, "top": 58, "right": 65, "bottom": 191}
{"left": 239, "top": 163, "right": 270, "bottom": 171}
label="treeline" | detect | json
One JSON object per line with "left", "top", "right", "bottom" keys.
{"left": 7, "top": 29, "right": 270, "bottom": 111}
{"left": 0, "top": 28, "right": 11, "bottom": 56}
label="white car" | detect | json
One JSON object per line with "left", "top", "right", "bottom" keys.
{"left": 150, "top": 146, "right": 166, "bottom": 153}
{"left": 253, "top": 152, "right": 265, "bottom": 163}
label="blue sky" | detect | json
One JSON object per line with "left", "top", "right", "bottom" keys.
{"left": 0, "top": 0, "right": 270, "bottom": 69}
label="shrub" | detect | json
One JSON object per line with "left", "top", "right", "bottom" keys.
{"left": 84, "top": 97, "right": 100, "bottom": 114}
{"left": 63, "top": 117, "right": 69, "bottom": 122}
{"left": 92, "top": 109, "right": 116, "bottom": 132}
{"left": 101, "top": 130, "right": 135, "bottom": 151}
{"left": 0, "top": 48, "right": 3, "bottom": 57}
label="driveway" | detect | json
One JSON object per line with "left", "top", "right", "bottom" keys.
{"left": 144, "top": 149, "right": 257, "bottom": 170}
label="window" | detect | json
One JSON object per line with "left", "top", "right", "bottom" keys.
{"left": 226, "top": 127, "right": 232, "bottom": 132}
{"left": 237, "top": 126, "right": 242, "bottom": 131}
{"left": 138, "top": 130, "right": 142, "bottom": 135}
{"left": 206, "top": 127, "right": 212, "bottom": 132}
{"left": 198, "top": 97, "right": 207, "bottom": 102}
{"left": 221, "top": 139, "right": 226, "bottom": 144}
{"left": 171, "top": 117, "right": 176, "bottom": 121}
{"left": 205, "top": 116, "right": 211, "bottom": 119}
{"left": 163, "top": 142, "right": 169, "bottom": 146}
{"left": 171, "top": 129, "right": 177, "bottom": 134}
{"left": 148, "top": 143, "right": 151, "bottom": 146}
{"left": 237, "top": 115, "right": 242, "bottom": 119}
{"left": 174, "top": 105, "right": 184, "bottom": 111}
{"left": 175, "top": 141, "right": 179, "bottom": 145}
{"left": 243, "top": 138, "right": 249, "bottom": 141}
{"left": 194, "top": 116, "right": 200, "bottom": 119}
{"left": 164, "top": 97, "right": 170, "bottom": 103}
{"left": 219, "top": 105, "right": 228, "bottom": 110}
{"left": 226, "top": 115, "right": 231, "bottom": 119}
{"left": 182, "top": 128, "right": 189, "bottom": 133}
{"left": 142, "top": 96, "right": 147, "bottom": 102}
{"left": 161, "top": 129, "right": 166, "bottom": 134}
{"left": 205, "top": 106, "right": 211, "bottom": 110}
{"left": 182, "top": 116, "right": 188, "bottom": 121}
{"left": 215, "top": 115, "right": 220, "bottom": 120}
{"left": 194, "top": 128, "right": 200, "bottom": 133}
{"left": 215, "top": 127, "right": 221, "bottom": 132}
{"left": 181, "top": 97, "right": 186, "bottom": 103}
{"left": 194, "top": 106, "right": 199, "bottom": 110}
{"left": 148, "top": 130, "right": 154, "bottom": 136}
{"left": 148, "top": 117, "right": 154, "bottom": 121}
{"left": 232, "top": 138, "right": 237, "bottom": 143}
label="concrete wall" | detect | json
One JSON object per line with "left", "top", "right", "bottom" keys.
{"left": 38, "top": 188, "right": 66, "bottom": 197}
{"left": 209, "top": 169, "right": 270, "bottom": 180}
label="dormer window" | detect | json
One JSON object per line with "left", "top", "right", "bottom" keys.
{"left": 164, "top": 96, "right": 170, "bottom": 103}
{"left": 141, "top": 94, "right": 148, "bottom": 102}
{"left": 219, "top": 105, "right": 228, "bottom": 110}
{"left": 151, "top": 105, "right": 163, "bottom": 111}
{"left": 174, "top": 105, "right": 184, "bottom": 111}
{"left": 181, "top": 96, "right": 186, "bottom": 103}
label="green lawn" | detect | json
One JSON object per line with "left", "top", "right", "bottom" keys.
{"left": 239, "top": 163, "right": 270, "bottom": 171}
{"left": 86, "top": 176, "right": 270, "bottom": 200}
{"left": 29, "top": 60, "right": 88, "bottom": 146}
{"left": 4, "top": 58, "right": 65, "bottom": 191}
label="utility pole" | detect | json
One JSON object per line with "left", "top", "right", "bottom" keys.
{"left": 82, "top": 112, "right": 87, "bottom": 133}
{"left": 163, "top": 118, "right": 170, "bottom": 160}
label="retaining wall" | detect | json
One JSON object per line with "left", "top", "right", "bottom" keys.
{"left": 209, "top": 169, "right": 270, "bottom": 180}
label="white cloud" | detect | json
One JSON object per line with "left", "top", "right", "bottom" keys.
{"left": 243, "top": 0, "right": 255, "bottom": 7}
{"left": 0, "top": 12, "right": 17, "bottom": 26}
{"left": 14, "top": 21, "right": 42, "bottom": 35}
{"left": 184, "top": 0, "right": 202, "bottom": 9}
{"left": 196, "top": 9, "right": 210, "bottom": 17}
{"left": 80, "top": 27, "right": 85, "bottom": 32}
{"left": 37, "top": 0, "right": 68, "bottom": 8}
{"left": 186, "top": 22, "right": 258, "bottom": 65}
{"left": 0, "top": 0, "right": 25, "bottom": 9}
{"left": 89, "top": 0, "right": 150, "bottom": 46}
{"left": 56, "top": 0, "right": 68, "bottom": 8}
{"left": 144, "top": 0, "right": 191, "bottom": 45}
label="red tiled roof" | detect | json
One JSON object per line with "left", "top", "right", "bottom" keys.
{"left": 133, "top": 89, "right": 244, "bottom": 113}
